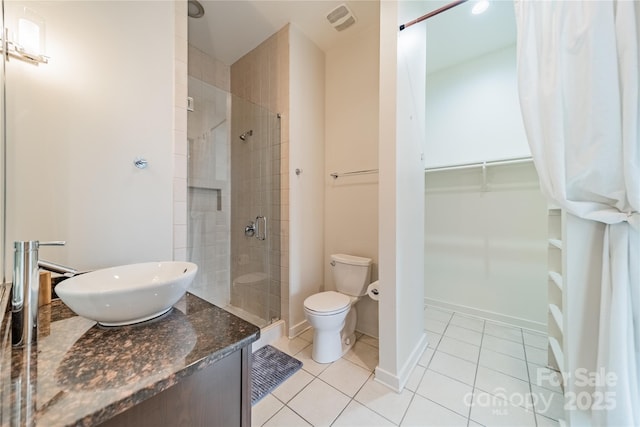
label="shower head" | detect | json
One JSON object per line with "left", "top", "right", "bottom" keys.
{"left": 239, "top": 130, "right": 253, "bottom": 141}
{"left": 188, "top": 0, "right": 205, "bottom": 18}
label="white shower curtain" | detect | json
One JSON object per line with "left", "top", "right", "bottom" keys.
{"left": 515, "top": 1, "right": 639, "bottom": 426}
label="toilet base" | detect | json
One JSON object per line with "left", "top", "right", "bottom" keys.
{"left": 310, "top": 307, "right": 357, "bottom": 364}
{"left": 341, "top": 332, "right": 356, "bottom": 355}
{"left": 311, "top": 330, "right": 356, "bottom": 364}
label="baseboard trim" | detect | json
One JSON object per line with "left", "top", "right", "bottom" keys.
{"left": 374, "top": 331, "right": 428, "bottom": 392}
{"left": 425, "top": 297, "right": 546, "bottom": 333}
{"left": 374, "top": 366, "right": 401, "bottom": 392}
{"left": 288, "top": 319, "right": 310, "bottom": 338}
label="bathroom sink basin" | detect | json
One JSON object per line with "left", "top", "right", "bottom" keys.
{"left": 56, "top": 261, "right": 198, "bottom": 326}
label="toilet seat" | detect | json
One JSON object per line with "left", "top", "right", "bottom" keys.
{"left": 304, "top": 291, "right": 350, "bottom": 316}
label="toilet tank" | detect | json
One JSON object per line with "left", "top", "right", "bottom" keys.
{"left": 331, "top": 254, "right": 372, "bottom": 297}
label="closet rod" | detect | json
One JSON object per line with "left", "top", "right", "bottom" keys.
{"left": 424, "top": 156, "right": 533, "bottom": 173}
{"left": 399, "top": 0, "right": 468, "bottom": 31}
{"left": 330, "top": 169, "right": 379, "bottom": 179}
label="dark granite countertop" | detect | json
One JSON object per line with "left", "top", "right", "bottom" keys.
{"left": 0, "top": 287, "right": 260, "bottom": 426}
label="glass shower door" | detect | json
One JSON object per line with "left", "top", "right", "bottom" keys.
{"left": 229, "top": 95, "right": 280, "bottom": 327}
{"left": 186, "top": 77, "right": 280, "bottom": 328}
{"left": 187, "top": 77, "right": 231, "bottom": 308}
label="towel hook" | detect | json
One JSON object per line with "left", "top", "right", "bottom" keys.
{"left": 134, "top": 158, "right": 148, "bottom": 169}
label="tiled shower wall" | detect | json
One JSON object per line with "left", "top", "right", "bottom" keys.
{"left": 186, "top": 78, "right": 230, "bottom": 305}
{"left": 176, "top": 12, "right": 230, "bottom": 265}
{"left": 229, "top": 98, "right": 280, "bottom": 323}
{"left": 173, "top": 1, "right": 188, "bottom": 262}
{"left": 231, "top": 25, "right": 289, "bottom": 327}
{"left": 188, "top": 45, "right": 231, "bottom": 92}
{"left": 187, "top": 27, "right": 288, "bottom": 325}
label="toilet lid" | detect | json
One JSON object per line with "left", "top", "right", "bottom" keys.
{"left": 304, "top": 291, "right": 350, "bottom": 315}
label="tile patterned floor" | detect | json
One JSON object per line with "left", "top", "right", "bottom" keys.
{"left": 252, "top": 306, "right": 564, "bottom": 427}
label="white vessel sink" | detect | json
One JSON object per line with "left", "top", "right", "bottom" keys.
{"left": 56, "top": 261, "right": 198, "bottom": 326}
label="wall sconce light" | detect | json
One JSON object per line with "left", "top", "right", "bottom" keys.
{"left": 2, "top": 7, "right": 49, "bottom": 65}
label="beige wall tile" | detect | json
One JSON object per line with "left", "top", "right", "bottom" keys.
{"left": 229, "top": 25, "right": 289, "bottom": 324}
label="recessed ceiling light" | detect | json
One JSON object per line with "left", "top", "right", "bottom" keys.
{"left": 472, "top": 0, "right": 490, "bottom": 15}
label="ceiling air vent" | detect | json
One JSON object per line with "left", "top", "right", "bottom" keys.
{"left": 326, "top": 4, "right": 357, "bottom": 32}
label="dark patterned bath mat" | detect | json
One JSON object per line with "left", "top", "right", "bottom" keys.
{"left": 251, "top": 345, "right": 303, "bottom": 405}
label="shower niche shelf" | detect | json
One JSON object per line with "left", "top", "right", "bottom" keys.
{"left": 188, "top": 185, "right": 222, "bottom": 211}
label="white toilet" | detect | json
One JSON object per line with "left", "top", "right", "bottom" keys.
{"left": 303, "top": 254, "right": 372, "bottom": 364}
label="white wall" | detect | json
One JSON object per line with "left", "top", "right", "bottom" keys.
{"left": 425, "top": 46, "right": 529, "bottom": 167}
{"left": 288, "top": 25, "right": 325, "bottom": 337}
{"left": 324, "top": 22, "right": 380, "bottom": 338}
{"left": 5, "top": 1, "right": 176, "bottom": 273}
{"left": 424, "top": 163, "right": 549, "bottom": 330}
{"left": 376, "top": 0, "right": 428, "bottom": 392}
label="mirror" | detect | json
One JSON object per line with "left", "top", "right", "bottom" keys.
{"left": 2, "top": 1, "right": 180, "bottom": 280}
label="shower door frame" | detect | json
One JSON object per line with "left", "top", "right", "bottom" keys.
{"left": 229, "top": 94, "right": 281, "bottom": 327}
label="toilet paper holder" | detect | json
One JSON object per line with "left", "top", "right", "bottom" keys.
{"left": 367, "top": 280, "right": 380, "bottom": 301}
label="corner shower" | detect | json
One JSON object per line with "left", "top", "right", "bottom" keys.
{"left": 186, "top": 76, "right": 281, "bottom": 328}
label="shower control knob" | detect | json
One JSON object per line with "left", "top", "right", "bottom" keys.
{"left": 244, "top": 222, "right": 256, "bottom": 237}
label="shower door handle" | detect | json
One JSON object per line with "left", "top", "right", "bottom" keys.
{"left": 255, "top": 216, "right": 267, "bottom": 241}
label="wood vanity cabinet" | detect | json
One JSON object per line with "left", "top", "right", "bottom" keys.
{"left": 99, "top": 346, "right": 252, "bottom": 427}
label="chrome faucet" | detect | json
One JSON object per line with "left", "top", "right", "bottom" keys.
{"left": 11, "top": 240, "right": 68, "bottom": 347}
{"left": 38, "top": 259, "right": 78, "bottom": 276}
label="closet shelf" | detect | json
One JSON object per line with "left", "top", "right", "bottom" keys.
{"left": 547, "top": 207, "right": 565, "bottom": 379}
{"left": 424, "top": 156, "right": 533, "bottom": 172}
{"left": 548, "top": 239, "right": 563, "bottom": 250}
{"left": 549, "top": 336, "right": 565, "bottom": 373}
{"left": 548, "top": 271, "right": 563, "bottom": 292}
{"left": 549, "top": 304, "right": 563, "bottom": 334}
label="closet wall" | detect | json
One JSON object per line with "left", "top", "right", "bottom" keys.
{"left": 424, "top": 45, "right": 548, "bottom": 331}
{"left": 425, "top": 46, "right": 528, "bottom": 167}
